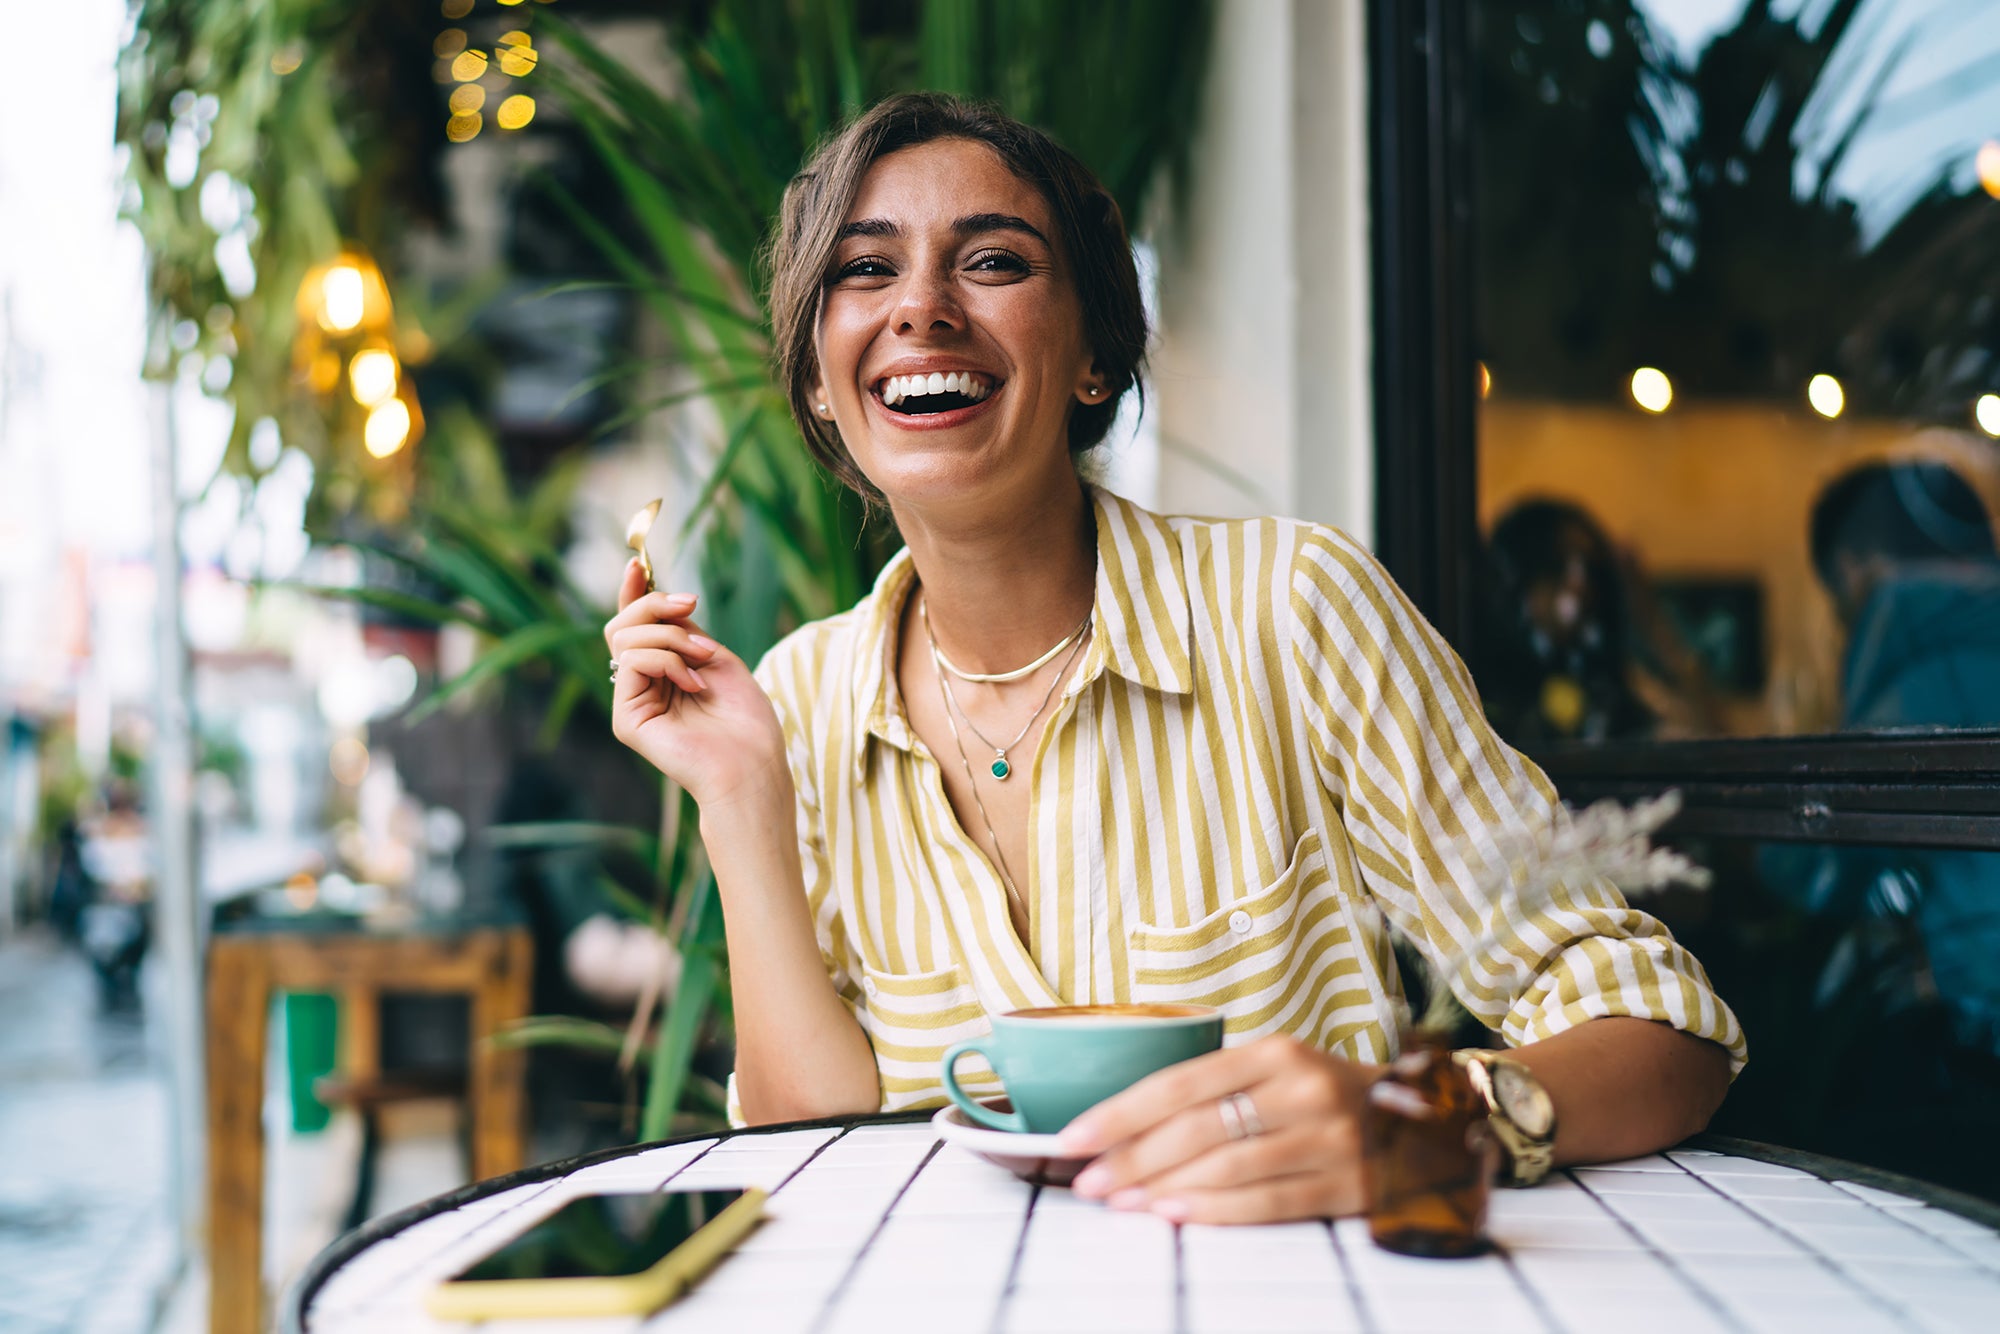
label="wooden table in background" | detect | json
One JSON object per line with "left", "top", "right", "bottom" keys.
{"left": 206, "top": 919, "right": 532, "bottom": 1334}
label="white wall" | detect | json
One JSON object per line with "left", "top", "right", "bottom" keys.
{"left": 1152, "top": 0, "right": 1373, "bottom": 543}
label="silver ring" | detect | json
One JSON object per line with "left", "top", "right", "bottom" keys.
{"left": 608, "top": 657, "right": 620, "bottom": 684}
{"left": 1218, "top": 1091, "right": 1265, "bottom": 1141}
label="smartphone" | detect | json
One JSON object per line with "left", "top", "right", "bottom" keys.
{"left": 425, "top": 1186, "right": 767, "bottom": 1320}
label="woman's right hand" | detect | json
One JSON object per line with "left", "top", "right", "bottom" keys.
{"left": 604, "top": 559, "right": 789, "bottom": 812}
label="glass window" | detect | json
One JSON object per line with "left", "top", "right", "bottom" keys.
{"left": 1467, "top": 0, "right": 2000, "bottom": 746}
{"left": 1650, "top": 828, "right": 2000, "bottom": 1198}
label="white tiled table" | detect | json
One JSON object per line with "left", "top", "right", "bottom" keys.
{"left": 289, "top": 1121, "right": 2000, "bottom": 1333}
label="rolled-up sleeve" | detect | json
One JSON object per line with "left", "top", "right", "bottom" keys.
{"left": 1288, "top": 528, "right": 1747, "bottom": 1074}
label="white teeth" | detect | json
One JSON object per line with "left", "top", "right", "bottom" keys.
{"left": 877, "top": 372, "right": 993, "bottom": 407}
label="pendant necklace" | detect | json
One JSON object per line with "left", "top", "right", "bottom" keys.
{"left": 921, "top": 597, "right": 1090, "bottom": 781}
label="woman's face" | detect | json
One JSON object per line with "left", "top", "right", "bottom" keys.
{"left": 813, "top": 138, "right": 1099, "bottom": 509}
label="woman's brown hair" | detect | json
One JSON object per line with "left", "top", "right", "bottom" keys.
{"left": 766, "top": 92, "right": 1148, "bottom": 498}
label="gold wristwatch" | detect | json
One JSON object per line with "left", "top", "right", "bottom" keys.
{"left": 1455, "top": 1050, "right": 1557, "bottom": 1187}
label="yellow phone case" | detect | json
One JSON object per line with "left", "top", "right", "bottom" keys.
{"left": 423, "top": 1187, "right": 768, "bottom": 1321}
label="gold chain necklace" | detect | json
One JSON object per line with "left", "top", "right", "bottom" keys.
{"left": 929, "top": 606, "right": 1094, "bottom": 684}
{"left": 920, "top": 598, "right": 1089, "bottom": 780}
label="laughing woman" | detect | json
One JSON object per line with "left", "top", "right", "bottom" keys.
{"left": 603, "top": 93, "right": 1744, "bottom": 1225}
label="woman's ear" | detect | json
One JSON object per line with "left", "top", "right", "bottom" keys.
{"left": 1074, "top": 363, "right": 1107, "bottom": 405}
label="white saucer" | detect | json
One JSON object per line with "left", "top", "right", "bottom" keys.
{"left": 930, "top": 1102, "right": 1091, "bottom": 1186}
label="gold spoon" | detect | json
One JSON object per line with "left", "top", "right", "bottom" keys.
{"left": 625, "top": 498, "right": 663, "bottom": 592}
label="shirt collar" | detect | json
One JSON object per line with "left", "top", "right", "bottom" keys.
{"left": 849, "top": 487, "right": 1196, "bottom": 780}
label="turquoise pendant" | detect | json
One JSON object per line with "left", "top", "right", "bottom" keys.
{"left": 991, "top": 756, "right": 1011, "bottom": 780}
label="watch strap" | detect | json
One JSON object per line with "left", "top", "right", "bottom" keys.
{"left": 1455, "top": 1050, "right": 1557, "bottom": 1188}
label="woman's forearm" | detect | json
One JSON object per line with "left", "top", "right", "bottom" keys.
{"left": 700, "top": 786, "right": 879, "bottom": 1123}
{"left": 1510, "top": 1017, "right": 1732, "bottom": 1166}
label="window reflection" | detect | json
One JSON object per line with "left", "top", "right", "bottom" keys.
{"left": 1666, "top": 831, "right": 2000, "bottom": 1197}
{"left": 1470, "top": 0, "right": 2000, "bottom": 743}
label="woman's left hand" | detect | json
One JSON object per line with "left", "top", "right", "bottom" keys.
{"left": 1055, "top": 1034, "right": 1382, "bottom": 1225}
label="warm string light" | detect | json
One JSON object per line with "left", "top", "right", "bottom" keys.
{"left": 1978, "top": 141, "right": 2000, "bottom": 202}
{"left": 295, "top": 249, "right": 424, "bottom": 462}
{"left": 1976, "top": 394, "right": 2000, "bottom": 439}
{"left": 1807, "top": 373, "right": 1844, "bottom": 420}
{"left": 438, "top": 18, "right": 540, "bottom": 141}
{"left": 1630, "top": 367, "right": 1673, "bottom": 413}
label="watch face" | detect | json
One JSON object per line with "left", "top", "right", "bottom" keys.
{"left": 1493, "top": 1063, "right": 1556, "bottom": 1138}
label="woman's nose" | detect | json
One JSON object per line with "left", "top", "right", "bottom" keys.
{"left": 892, "top": 270, "right": 964, "bottom": 335}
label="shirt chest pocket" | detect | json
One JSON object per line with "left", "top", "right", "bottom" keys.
{"left": 1126, "top": 829, "right": 1383, "bottom": 1050}
{"left": 856, "top": 959, "right": 994, "bottom": 1112}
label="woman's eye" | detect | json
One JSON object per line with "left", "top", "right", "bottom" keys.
{"left": 833, "top": 257, "right": 893, "bottom": 281}
{"left": 969, "top": 250, "right": 1030, "bottom": 275}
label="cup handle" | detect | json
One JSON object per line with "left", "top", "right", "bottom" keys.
{"left": 940, "top": 1041, "right": 1026, "bottom": 1133}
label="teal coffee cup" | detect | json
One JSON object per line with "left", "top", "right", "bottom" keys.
{"left": 940, "top": 1003, "right": 1225, "bottom": 1134}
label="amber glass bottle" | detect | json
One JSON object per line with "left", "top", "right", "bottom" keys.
{"left": 1363, "top": 1032, "right": 1496, "bottom": 1258}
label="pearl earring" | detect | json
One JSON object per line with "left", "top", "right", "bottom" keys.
{"left": 1086, "top": 385, "right": 1101, "bottom": 398}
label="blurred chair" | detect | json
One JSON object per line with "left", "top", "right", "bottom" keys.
{"left": 204, "top": 914, "right": 531, "bottom": 1334}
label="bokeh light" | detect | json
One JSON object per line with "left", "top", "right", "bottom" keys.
{"left": 446, "top": 111, "right": 483, "bottom": 143}
{"left": 450, "top": 49, "right": 489, "bottom": 82}
{"left": 433, "top": 29, "right": 467, "bottom": 59}
{"left": 349, "top": 347, "right": 399, "bottom": 407}
{"left": 1978, "top": 141, "right": 2000, "bottom": 202}
{"left": 329, "top": 736, "right": 371, "bottom": 786}
{"left": 1630, "top": 367, "right": 1673, "bottom": 413}
{"left": 320, "top": 264, "right": 364, "bottom": 332}
{"left": 1977, "top": 394, "right": 2000, "bottom": 438}
{"left": 496, "top": 95, "right": 536, "bottom": 131}
{"left": 270, "top": 45, "right": 303, "bottom": 76}
{"left": 441, "top": 0, "right": 474, "bottom": 18}
{"left": 1477, "top": 362, "right": 1491, "bottom": 399}
{"left": 1807, "top": 373, "right": 1844, "bottom": 419}
{"left": 498, "top": 32, "right": 538, "bottom": 76}
{"left": 364, "top": 398, "right": 413, "bottom": 457}
{"left": 448, "top": 84, "right": 486, "bottom": 114}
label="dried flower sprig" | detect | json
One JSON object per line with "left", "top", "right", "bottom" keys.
{"left": 1406, "top": 788, "right": 1710, "bottom": 1037}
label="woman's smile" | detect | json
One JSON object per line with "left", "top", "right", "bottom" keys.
{"left": 869, "top": 357, "right": 1005, "bottom": 431}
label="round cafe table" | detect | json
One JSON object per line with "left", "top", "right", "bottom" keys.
{"left": 287, "top": 1115, "right": 2000, "bottom": 1333}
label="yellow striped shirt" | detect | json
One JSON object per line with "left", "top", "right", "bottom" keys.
{"left": 736, "top": 488, "right": 1745, "bottom": 1119}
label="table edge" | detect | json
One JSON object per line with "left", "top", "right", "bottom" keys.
{"left": 1686, "top": 1131, "right": 2000, "bottom": 1227}
{"left": 282, "top": 1123, "right": 2000, "bottom": 1333}
{"left": 279, "top": 1110, "right": 931, "bottom": 1334}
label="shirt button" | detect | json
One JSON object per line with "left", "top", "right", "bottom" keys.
{"left": 1228, "top": 910, "right": 1254, "bottom": 935}
{"left": 862, "top": 977, "right": 880, "bottom": 998}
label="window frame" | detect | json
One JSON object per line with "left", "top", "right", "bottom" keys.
{"left": 1365, "top": 0, "right": 2000, "bottom": 850}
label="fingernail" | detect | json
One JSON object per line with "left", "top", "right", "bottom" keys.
{"left": 1071, "top": 1165, "right": 1111, "bottom": 1198}
{"left": 688, "top": 635, "right": 718, "bottom": 653}
{"left": 1107, "top": 1188, "right": 1147, "bottom": 1211}
{"left": 1151, "top": 1198, "right": 1190, "bottom": 1223}
{"left": 1056, "top": 1125, "right": 1098, "bottom": 1156}
{"left": 687, "top": 669, "right": 708, "bottom": 690}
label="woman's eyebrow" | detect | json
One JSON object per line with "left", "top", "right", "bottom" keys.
{"left": 838, "top": 218, "right": 898, "bottom": 241}
{"left": 834, "top": 214, "right": 1050, "bottom": 245}
{"left": 953, "top": 212, "right": 1048, "bottom": 245}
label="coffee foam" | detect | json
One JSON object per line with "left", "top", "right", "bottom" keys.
{"left": 1005, "top": 1003, "right": 1216, "bottom": 1021}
